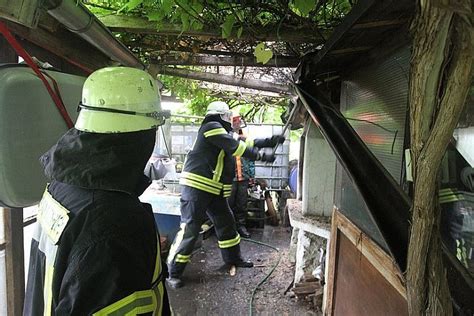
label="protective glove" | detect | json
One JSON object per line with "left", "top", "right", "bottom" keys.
{"left": 270, "top": 135, "right": 286, "bottom": 147}
{"left": 258, "top": 149, "right": 276, "bottom": 163}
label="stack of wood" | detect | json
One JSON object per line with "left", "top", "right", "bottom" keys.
{"left": 291, "top": 277, "right": 324, "bottom": 309}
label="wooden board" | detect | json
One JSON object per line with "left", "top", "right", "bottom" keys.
{"left": 325, "top": 208, "right": 408, "bottom": 315}
{"left": 4, "top": 207, "right": 25, "bottom": 316}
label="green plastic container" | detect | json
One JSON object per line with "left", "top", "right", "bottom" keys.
{"left": 0, "top": 65, "right": 85, "bottom": 207}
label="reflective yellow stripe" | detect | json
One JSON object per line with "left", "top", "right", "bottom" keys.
{"left": 203, "top": 128, "right": 227, "bottom": 138}
{"left": 213, "top": 150, "right": 225, "bottom": 182}
{"left": 218, "top": 234, "right": 241, "bottom": 248}
{"left": 439, "top": 195, "right": 464, "bottom": 204}
{"left": 438, "top": 188, "right": 464, "bottom": 204}
{"left": 180, "top": 178, "right": 221, "bottom": 195}
{"left": 223, "top": 192, "right": 232, "bottom": 198}
{"left": 153, "top": 282, "right": 165, "bottom": 316}
{"left": 167, "top": 223, "right": 187, "bottom": 264}
{"left": 44, "top": 265, "right": 54, "bottom": 316}
{"left": 233, "top": 141, "right": 247, "bottom": 157}
{"left": 245, "top": 138, "right": 254, "bottom": 147}
{"left": 438, "top": 189, "right": 464, "bottom": 204}
{"left": 439, "top": 188, "right": 455, "bottom": 195}
{"left": 176, "top": 254, "right": 191, "bottom": 263}
{"left": 181, "top": 172, "right": 222, "bottom": 189}
{"left": 93, "top": 290, "right": 156, "bottom": 316}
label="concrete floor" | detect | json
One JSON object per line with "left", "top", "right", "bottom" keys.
{"left": 166, "top": 226, "right": 319, "bottom": 316}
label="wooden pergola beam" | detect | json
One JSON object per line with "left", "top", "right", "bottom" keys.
{"left": 99, "top": 15, "right": 326, "bottom": 44}
{"left": 152, "top": 54, "right": 299, "bottom": 67}
{"left": 136, "top": 44, "right": 238, "bottom": 56}
{"left": 152, "top": 65, "right": 293, "bottom": 95}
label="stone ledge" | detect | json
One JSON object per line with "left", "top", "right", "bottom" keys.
{"left": 287, "top": 199, "right": 331, "bottom": 239}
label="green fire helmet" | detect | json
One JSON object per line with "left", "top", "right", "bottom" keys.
{"left": 75, "top": 66, "right": 168, "bottom": 133}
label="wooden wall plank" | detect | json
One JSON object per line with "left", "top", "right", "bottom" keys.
{"left": 325, "top": 208, "right": 408, "bottom": 315}
{"left": 4, "top": 208, "right": 25, "bottom": 316}
{"left": 333, "top": 233, "right": 408, "bottom": 315}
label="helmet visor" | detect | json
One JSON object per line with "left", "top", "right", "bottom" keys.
{"left": 220, "top": 111, "right": 233, "bottom": 123}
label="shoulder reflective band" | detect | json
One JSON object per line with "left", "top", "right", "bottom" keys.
{"left": 233, "top": 141, "right": 247, "bottom": 157}
{"left": 78, "top": 103, "right": 168, "bottom": 120}
{"left": 218, "top": 234, "right": 241, "bottom": 248}
{"left": 203, "top": 128, "right": 227, "bottom": 138}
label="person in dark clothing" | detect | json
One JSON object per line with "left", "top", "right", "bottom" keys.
{"left": 228, "top": 115, "right": 255, "bottom": 238}
{"left": 24, "top": 67, "right": 171, "bottom": 315}
{"left": 166, "top": 101, "right": 285, "bottom": 289}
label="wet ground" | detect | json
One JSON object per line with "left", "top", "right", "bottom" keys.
{"left": 166, "top": 226, "right": 320, "bottom": 316}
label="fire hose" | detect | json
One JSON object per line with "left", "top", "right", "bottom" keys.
{"left": 243, "top": 238, "right": 282, "bottom": 316}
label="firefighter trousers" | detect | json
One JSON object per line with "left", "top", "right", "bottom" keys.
{"left": 228, "top": 180, "right": 249, "bottom": 227}
{"left": 167, "top": 186, "right": 242, "bottom": 278}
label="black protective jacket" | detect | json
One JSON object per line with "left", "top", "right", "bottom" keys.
{"left": 24, "top": 128, "right": 170, "bottom": 316}
{"left": 179, "top": 115, "right": 274, "bottom": 197}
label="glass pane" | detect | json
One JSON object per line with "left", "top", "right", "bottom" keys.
{"left": 23, "top": 205, "right": 38, "bottom": 220}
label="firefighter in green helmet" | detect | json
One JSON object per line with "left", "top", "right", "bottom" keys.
{"left": 24, "top": 67, "right": 171, "bottom": 315}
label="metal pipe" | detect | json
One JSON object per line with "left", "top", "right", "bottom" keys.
{"left": 271, "top": 102, "right": 299, "bottom": 155}
{"left": 43, "top": 0, "right": 143, "bottom": 69}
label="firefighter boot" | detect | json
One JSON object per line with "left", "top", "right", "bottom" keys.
{"left": 237, "top": 225, "right": 251, "bottom": 238}
{"left": 234, "top": 259, "right": 254, "bottom": 268}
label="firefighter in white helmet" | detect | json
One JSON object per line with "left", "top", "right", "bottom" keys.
{"left": 166, "top": 100, "right": 285, "bottom": 289}
{"left": 24, "top": 67, "right": 171, "bottom": 315}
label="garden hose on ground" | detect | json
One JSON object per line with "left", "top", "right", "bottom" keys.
{"left": 242, "top": 238, "right": 282, "bottom": 316}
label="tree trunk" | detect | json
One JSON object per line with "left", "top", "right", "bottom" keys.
{"left": 407, "top": 0, "right": 473, "bottom": 315}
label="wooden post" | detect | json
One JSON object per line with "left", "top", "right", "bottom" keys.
{"left": 4, "top": 208, "right": 25, "bottom": 316}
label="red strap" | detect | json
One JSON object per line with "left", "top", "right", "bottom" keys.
{"left": 0, "top": 21, "right": 74, "bottom": 128}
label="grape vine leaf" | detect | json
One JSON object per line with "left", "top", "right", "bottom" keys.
{"left": 253, "top": 42, "right": 273, "bottom": 64}
{"left": 221, "top": 15, "right": 235, "bottom": 38}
